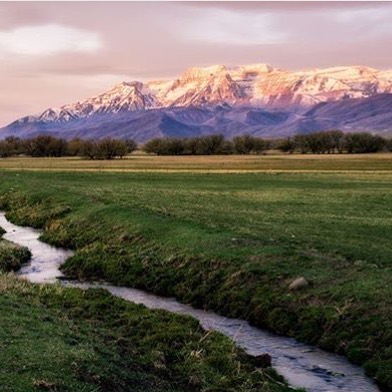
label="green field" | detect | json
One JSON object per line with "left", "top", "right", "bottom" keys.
{"left": 0, "top": 155, "right": 392, "bottom": 389}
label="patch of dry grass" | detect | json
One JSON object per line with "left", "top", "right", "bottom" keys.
{"left": 1, "top": 153, "right": 392, "bottom": 172}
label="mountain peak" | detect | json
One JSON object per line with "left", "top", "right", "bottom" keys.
{"left": 5, "top": 63, "right": 392, "bottom": 128}
{"left": 312, "top": 65, "right": 379, "bottom": 78}
{"left": 110, "top": 81, "right": 144, "bottom": 93}
{"left": 177, "top": 65, "right": 228, "bottom": 84}
{"left": 239, "top": 63, "right": 274, "bottom": 74}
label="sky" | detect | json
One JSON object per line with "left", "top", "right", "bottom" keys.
{"left": 1, "top": 1, "right": 392, "bottom": 126}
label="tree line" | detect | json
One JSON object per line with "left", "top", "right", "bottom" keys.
{"left": 142, "top": 132, "right": 392, "bottom": 155}
{"left": 0, "top": 136, "right": 137, "bottom": 159}
{"left": 143, "top": 135, "right": 270, "bottom": 155}
{"left": 277, "top": 130, "right": 391, "bottom": 154}
{"left": 0, "top": 131, "right": 391, "bottom": 159}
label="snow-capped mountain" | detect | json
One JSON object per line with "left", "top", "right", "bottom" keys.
{"left": 2, "top": 63, "right": 392, "bottom": 141}
{"left": 12, "top": 63, "right": 392, "bottom": 125}
{"left": 37, "top": 81, "right": 155, "bottom": 123}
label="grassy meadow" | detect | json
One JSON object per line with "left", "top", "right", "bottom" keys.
{"left": 0, "top": 155, "right": 392, "bottom": 388}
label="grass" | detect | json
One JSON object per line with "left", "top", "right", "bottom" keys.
{"left": 0, "top": 234, "right": 31, "bottom": 272}
{"left": 0, "top": 275, "right": 292, "bottom": 392}
{"left": 0, "top": 163, "right": 392, "bottom": 388}
{"left": 0, "top": 153, "right": 392, "bottom": 172}
{"left": 0, "top": 230, "right": 293, "bottom": 392}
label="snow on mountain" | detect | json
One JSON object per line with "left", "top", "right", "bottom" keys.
{"left": 22, "top": 81, "right": 155, "bottom": 125}
{"left": 164, "top": 69, "right": 247, "bottom": 107}
{"left": 5, "top": 63, "right": 392, "bottom": 139}
{"left": 380, "top": 70, "right": 392, "bottom": 80}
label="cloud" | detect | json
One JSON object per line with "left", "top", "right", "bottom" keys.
{"left": 335, "top": 6, "right": 392, "bottom": 37}
{"left": 0, "top": 24, "right": 102, "bottom": 56}
{"left": 179, "top": 9, "right": 286, "bottom": 45}
{"left": 184, "top": 1, "right": 391, "bottom": 12}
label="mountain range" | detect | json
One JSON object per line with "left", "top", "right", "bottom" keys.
{"left": 2, "top": 63, "right": 392, "bottom": 142}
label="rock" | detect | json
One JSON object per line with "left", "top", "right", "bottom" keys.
{"left": 289, "top": 277, "right": 309, "bottom": 291}
{"left": 253, "top": 353, "right": 272, "bottom": 368}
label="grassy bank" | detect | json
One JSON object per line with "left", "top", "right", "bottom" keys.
{"left": 0, "top": 216, "right": 294, "bottom": 391}
{"left": 0, "top": 229, "right": 31, "bottom": 272}
{"left": 0, "top": 169, "right": 392, "bottom": 388}
{"left": 0, "top": 275, "right": 292, "bottom": 392}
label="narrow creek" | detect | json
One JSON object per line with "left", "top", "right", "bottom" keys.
{"left": 0, "top": 212, "right": 381, "bottom": 392}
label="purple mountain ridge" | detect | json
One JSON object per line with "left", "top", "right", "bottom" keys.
{"left": 2, "top": 64, "right": 392, "bottom": 142}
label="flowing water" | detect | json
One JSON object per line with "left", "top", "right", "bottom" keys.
{"left": 0, "top": 211, "right": 381, "bottom": 392}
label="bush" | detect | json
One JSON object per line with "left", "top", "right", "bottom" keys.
{"left": 343, "top": 132, "right": 386, "bottom": 153}
{"left": 24, "top": 135, "right": 68, "bottom": 157}
{"left": 143, "top": 138, "right": 185, "bottom": 155}
{"left": 0, "top": 136, "right": 137, "bottom": 160}
{"left": 80, "top": 139, "right": 129, "bottom": 160}
{"left": 276, "top": 137, "right": 296, "bottom": 153}
{"left": 95, "top": 139, "right": 128, "bottom": 160}
{"left": 232, "top": 135, "right": 268, "bottom": 154}
{"left": 67, "top": 138, "right": 85, "bottom": 156}
{"left": 125, "top": 139, "right": 138, "bottom": 154}
{"left": 143, "top": 135, "right": 269, "bottom": 155}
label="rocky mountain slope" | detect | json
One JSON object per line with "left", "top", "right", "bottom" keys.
{"left": 2, "top": 64, "right": 392, "bottom": 141}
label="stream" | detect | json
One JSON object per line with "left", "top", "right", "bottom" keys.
{"left": 0, "top": 211, "right": 381, "bottom": 392}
